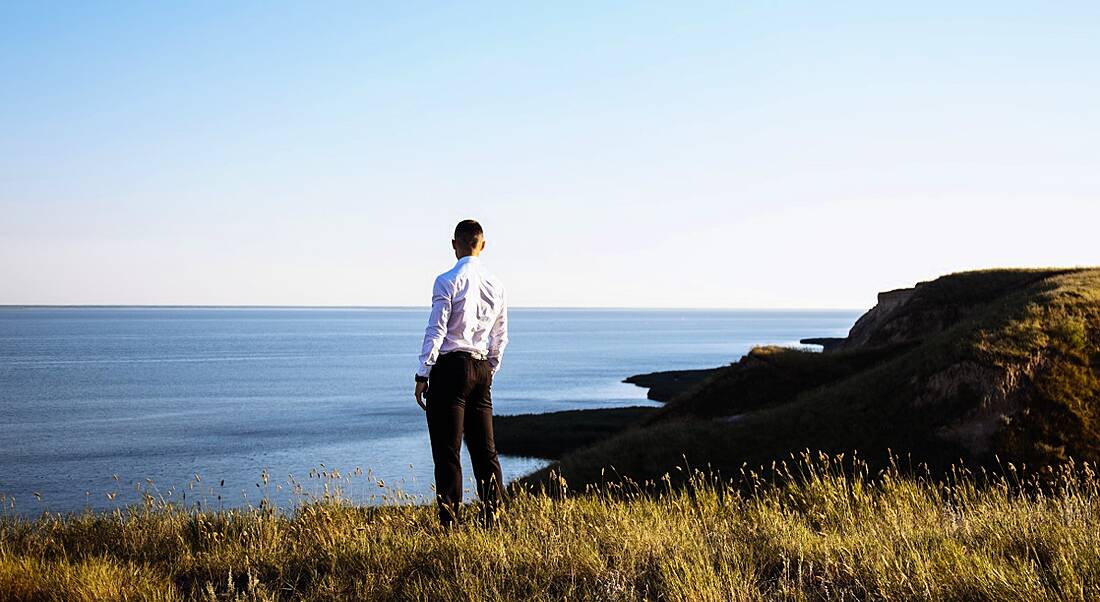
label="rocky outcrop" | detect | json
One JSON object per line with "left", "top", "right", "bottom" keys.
{"left": 837, "top": 287, "right": 917, "bottom": 350}
{"left": 624, "top": 369, "right": 722, "bottom": 402}
{"left": 799, "top": 337, "right": 846, "bottom": 351}
{"left": 918, "top": 353, "right": 1045, "bottom": 456}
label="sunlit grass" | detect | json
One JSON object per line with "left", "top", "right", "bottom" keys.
{"left": 2, "top": 453, "right": 1099, "bottom": 600}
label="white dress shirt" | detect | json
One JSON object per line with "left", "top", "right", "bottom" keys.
{"left": 417, "top": 255, "right": 509, "bottom": 379}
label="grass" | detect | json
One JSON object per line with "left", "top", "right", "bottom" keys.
{"left": 2, "top": 453, "right": 1100, "bottom": 601}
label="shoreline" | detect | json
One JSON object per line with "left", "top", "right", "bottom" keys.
{"left": 494, "top": 366, "right": 719, "bottom": 460}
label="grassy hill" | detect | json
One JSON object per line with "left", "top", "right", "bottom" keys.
{"left": 523, "top": 268, "right": 1100, "bottom": 490}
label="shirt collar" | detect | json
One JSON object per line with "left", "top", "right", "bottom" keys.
{"left": 456, "top": 255, "right": 479, "bottom": 266}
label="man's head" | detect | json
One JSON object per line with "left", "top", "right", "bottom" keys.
{"left": 452, "top": 219, "right": 485, "bottom": 258}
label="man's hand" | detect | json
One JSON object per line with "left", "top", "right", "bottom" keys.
{"left": 414, "top": 381, "right": 428, "bottom": 411}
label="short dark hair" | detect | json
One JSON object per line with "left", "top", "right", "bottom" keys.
{"left": 454, "top": 219, "right": 484, "bottom": 248}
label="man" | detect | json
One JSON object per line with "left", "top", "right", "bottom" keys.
{"left": 415, "top": 219, "right": 509, "bottom": 527}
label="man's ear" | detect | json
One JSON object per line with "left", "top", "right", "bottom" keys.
{"left": 451, "top": 239, "right": 458, "bottom": 250}
{"left": 479, "top": 239, "right": 487, "bottom": 252}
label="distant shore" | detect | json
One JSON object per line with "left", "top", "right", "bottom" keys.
{"left": 494, "top": 367, "right": 719, "bottom": 459}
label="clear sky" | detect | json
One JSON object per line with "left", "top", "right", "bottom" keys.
{"left": 2, "top": 2, "right": 1098, "bottom": 309}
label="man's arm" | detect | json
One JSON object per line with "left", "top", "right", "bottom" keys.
{"left": 487, "top": 293, "right": 509, "bottom": 376}
{"left": 417, "top": 276, "right": 452, "bottom": 379}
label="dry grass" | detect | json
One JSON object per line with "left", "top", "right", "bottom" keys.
{"left": 2, "top": 453, "right": 1099, "bottom": 601}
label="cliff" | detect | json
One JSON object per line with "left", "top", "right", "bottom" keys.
{"left": 523, "top": 268, "right": 1100, "bottom": 490}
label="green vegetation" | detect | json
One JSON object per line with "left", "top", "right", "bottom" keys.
{"left": 3, "top": 454, "right": 1100, "bottom": 600}
{"left": 645, "top": 343, "right": 915, "bottom": 421}
{"left": 527, "top": 268, "right": 1100, "bottom": 490}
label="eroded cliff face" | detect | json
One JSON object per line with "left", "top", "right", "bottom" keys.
{"left": 838, "top": 288, "right": 917, "bottom": 350}
{"left": 920, "top": 353, "right": 1046, "bottom": 456}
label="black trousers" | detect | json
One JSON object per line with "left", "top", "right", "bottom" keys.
{"left": 425, "top": 351, "right": 505, "bottom": 526}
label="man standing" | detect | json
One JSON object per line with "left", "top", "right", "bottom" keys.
{"left": 415, "top": 219, "right": 509, "bottom": 527}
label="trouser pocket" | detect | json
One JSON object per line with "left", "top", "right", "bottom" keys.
{"left": 428, "top": 353, "right": 473, "bottom": 406}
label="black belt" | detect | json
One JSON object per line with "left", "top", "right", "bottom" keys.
{"left": 441, "top": 350, "right": 487, "bottom": 361}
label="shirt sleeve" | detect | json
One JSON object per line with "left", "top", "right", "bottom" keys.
{"left": 487, "top": 291, "right": 509, "bottom": 376}
{"left": 416, "top": 276, "right": 452, "bottom": 378}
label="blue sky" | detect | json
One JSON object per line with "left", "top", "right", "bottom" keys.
{"left": 2, "top": 2, "right": 1098, "bottom": 308}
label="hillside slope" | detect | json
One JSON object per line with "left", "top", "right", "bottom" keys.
{"left": 524, "top": 268, "right": 1100, "bottom": 489}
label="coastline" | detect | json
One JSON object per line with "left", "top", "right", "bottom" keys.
{"left": 495, "top": 367, "right": 718, "bottom": 459}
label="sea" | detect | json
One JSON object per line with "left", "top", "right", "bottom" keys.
{"left": 0, "top": 307, "right": 860, "bottom": 515}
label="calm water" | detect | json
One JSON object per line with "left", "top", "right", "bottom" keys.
{"left": 0, "top": 307, "right": 859, "bottom": 514}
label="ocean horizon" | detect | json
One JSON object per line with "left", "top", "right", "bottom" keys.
{"left": 0, "top": 307, "right": 860, "bottom": 515}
